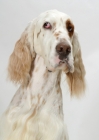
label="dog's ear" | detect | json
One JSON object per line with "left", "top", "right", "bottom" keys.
{"left": 8, "top": 21, "right": 36, "bottom": 84}
{"left": 66, "top": 31, "right": 86, "bottom": 96}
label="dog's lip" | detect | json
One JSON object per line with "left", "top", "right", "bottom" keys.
{"left": 59, "top": 59, "right": 72, "bottom": 72}
{"left": 59, "top": 58, "right": 68, "bottom": 65}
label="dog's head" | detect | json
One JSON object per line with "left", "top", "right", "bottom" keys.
{"left": 8, "top": 10, "right": 86, "bottom": 96}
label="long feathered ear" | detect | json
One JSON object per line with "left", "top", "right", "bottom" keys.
{"left": 8, "top": 22, "right": 36, "bottom": 84}
{"left": 66, "top": 31, "right": 86, "bottom": 96}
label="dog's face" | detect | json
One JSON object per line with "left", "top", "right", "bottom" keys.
{"left": 8, "top": 10, "right": 86, "bottom": 95}
{"left": 34, "top": 10, "right": 74, "bottom": 72}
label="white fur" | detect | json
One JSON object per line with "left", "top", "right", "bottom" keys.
{"left": 0, "top": 55, "right": 68, "bottom": 140}
{"left": 0, "top": 10, "right": 85, "bottom": 140}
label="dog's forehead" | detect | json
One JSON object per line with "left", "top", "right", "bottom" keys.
{"left": 38, "top": 10, "right": 70, "bottom": 21}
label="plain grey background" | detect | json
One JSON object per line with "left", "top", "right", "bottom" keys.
{"left": 0, "top": 0, "right": 99, "bottom": 140}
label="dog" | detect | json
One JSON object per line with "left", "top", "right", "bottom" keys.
{"left": 0, "top": 10, "right": 86, "bottom": 140}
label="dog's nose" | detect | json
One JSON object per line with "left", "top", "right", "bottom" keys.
{"left": 56, "top": 42, "right": 71, "bottom": 60}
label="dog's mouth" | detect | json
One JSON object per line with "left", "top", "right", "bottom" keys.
{"left": 59, "top": 58, "right": 73, "bottom": 73}
{"left": 47, "top": 57, "right": 74, "bottom": 73}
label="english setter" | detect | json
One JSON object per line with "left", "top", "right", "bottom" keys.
{"left": 0, "top": 10, "right": 86, "bottom": 140}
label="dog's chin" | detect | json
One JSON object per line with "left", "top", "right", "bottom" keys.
{"left": 47, "top": 60, "right": 74, "bottom": 73}
{"left": 57, "top": 61, "right": 74, "bottom": 73}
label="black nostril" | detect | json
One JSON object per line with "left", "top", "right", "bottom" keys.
{"left": 58, "top": 46, "right": 63, "bottom": 53}
{"left": 66, "top": 47, "right": 71, "bottom": 54}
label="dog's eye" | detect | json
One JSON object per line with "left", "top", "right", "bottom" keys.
{"left": 67, "top": 26, "right": 73, "bottom": 32}
{"left": 43, "top": 22, "right": 52, "bottom": 29}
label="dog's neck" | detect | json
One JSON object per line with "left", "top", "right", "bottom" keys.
{"left": 29, "top": 55, "right": 61, "bottom": 96}
{"left": 10, "top": 55, "right": 63, "bottom": 118}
